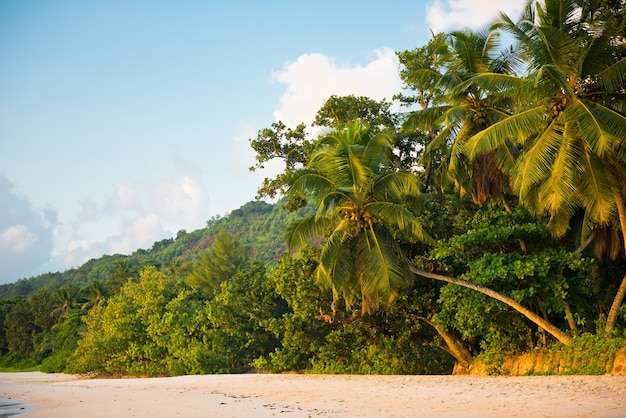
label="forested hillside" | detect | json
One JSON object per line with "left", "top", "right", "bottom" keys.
{"left": 1, "top": 0, "right": 625, "bottom": 376}
{"left": 0, "top": 200, "right": 306, "bottom": 300}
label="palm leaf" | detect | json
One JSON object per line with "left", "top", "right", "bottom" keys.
{"left": 285, "top": 215, "right": 336, "bottom": 251}
{"left": 359, "top": 227, "right": 409, "bottom": 308}
{"left": 576, "top": 153, "right": 617, "bottom": 225}
{"left": 366, "top": 201, "right": 432, "bottom": 244}
{"left": 466, "top": 106, "right": 546, "bottom": 158}
{"left": 371, "top": 171, "right": 421, "bottom": 204}
{"left": 513, "top": 120, "right": 563, "bottom": 200}
{"left": 596, "top": 57, "right": 626, "bottom": 93}
{"left": 289, "top": 170, "right": 334, "bottom": 198}
{"left": 453, "top": 73, "right": 528, "bottom": 96}
{"left": 535, "top": 131, "right": 580, "bottom": 214}
{"left": 564, "top": 101, "right": 620, "bottom": 157}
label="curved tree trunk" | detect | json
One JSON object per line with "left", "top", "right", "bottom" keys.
{"left": 606, "top": 189, "right": 626, "bottom": 332}
{"left": 418, "top": 316, "right": 473, "bottom": 368}
{"left": 409, "top": 266, "right": 573, "bottom": 345}
{"left": 606, "top": 274, "right": 626, "bottom": 332}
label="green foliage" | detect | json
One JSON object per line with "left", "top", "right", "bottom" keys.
{"left": 308, "top": 313, "right": 452, "bottom": 375}
{"left": 2, "top": 4, "right": 626, "bottom": 376}
{"left": 429, "top": 205, "right": 602, "bottom": 357}
{"left": 546, "top": 333, "right": 626, "bottom": 375}
{"left": 285, "top": 121, "right": 430, "bottom": 315}
{"left": 254, "top": 247, "right": 455, "bottom": 375}
{"left": 204, "top": 260, "right": 287, "bottom": 372}
{"left": 68, "top": 266, "right": 210, "bottom": 376}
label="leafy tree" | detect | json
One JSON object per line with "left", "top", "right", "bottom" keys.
{"left": 428, "top": 206, "right": 600, "bottom": 356}
{"left": 249, "top": 121, "right": 312, "bottom": 202}
{"left": 204, "top": 260, "right": 287, "bottom": 372}
{"left": 396, "top": 33, "right": 450, "bottom": 191}
{"left": 285, "top": 121, "right": 431, "bottom": 318}
{"left": 253, "top": 246, "right": 336, "bottom": 372}
{"left": 249, "top": 96, "right": 418, "bottom": 209}
{"left": 50, "top": 284, "right": 80, "bottom": 323}
{"left": 69, "top": 266, "right": 209, "bottom": 376}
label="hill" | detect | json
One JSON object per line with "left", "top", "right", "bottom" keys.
{"left": 0, "top": 199, "right": 311, "bottom": 300}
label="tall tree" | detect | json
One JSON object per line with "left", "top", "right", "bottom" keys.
{"left": 403, "top": 30, "right": 521, "bottom": 209}
{"left": 397, "top": 33, "right": 450, "bottom": 192}
{"left": 464, "top": 0, "right": 626, "bottom": 330}
{"left": 286, "top": 123, "right": 574, "bottom": 344}
{"left": 285, "top": 121, "right": 431, "bottom": 318}
{"left": 249, "top": 95, "right": 413, "bottom": 209}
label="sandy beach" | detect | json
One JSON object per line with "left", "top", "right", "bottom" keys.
{"left": 1, "top": 372, "right": 625, "bottom": 417}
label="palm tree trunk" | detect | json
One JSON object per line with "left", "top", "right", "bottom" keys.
{"left": 606, "top": 189, "right": 626, "bottom": 332}
{"left": 409, "top": 266, "right": 573, "bottom": 344}
{"left": 421, "top": 160, "right": 433, "bottom": 193}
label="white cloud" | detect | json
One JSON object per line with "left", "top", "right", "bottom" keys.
{"left": 0, "top": 174, "right": 58, "bottom": 283}
{"left": 108, "top": 182, "right": 140, "bottom": 211}
{"left": 0, "top": 224, "right": 37, "bottom": 253}
{"left": 61, "top": 239, "right": 104, "bottom": 269}
{"left": 425, "top": 0, "right": 527, "bottom": 34}
{"left": 271, "top": 48, "right": 402, "bottom": 129}
{"left": 107, "top": 213, "right": 164, "bottom": 255}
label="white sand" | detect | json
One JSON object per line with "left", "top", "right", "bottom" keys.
{"left": 1, "top": 372, "right": 626, "bottom": 417}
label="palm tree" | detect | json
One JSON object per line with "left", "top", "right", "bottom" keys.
{"left": 464, "top": 0, "right": 626, "bottom": 330}
{"left": 81, "top": 279, "right": 108, "bottom": 310}
{"left": 285, "top": 121, "right": 431, "bottom": 318}
{"left": 51, "top": 284, "right": 79, "bottom": 323}
{"left": 404, "top": 29, "right": 521, "bottom": 210}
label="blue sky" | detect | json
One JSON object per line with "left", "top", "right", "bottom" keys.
{"left": 0, "top": 0, "right": 526, "bottom": 284}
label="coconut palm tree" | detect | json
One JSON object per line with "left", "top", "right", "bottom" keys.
{"left": 285, "top": 121, "right": 431, "bottom": 318}
{"left": 464, "top": 0, "right": 626, "bottom": 330}
{"left": 404, "top": 29, "right": 522, "bottom": 210}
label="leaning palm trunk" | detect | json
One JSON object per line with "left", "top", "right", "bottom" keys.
{"left": 409, "top": 266, "right": 572, "bottom": 344}
{"left": 605, "top": 189, "right": 626, "bottom": 331}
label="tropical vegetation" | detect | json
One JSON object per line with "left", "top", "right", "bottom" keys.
{"left": 1, "top": 0, "right": 625, "bottom": 376}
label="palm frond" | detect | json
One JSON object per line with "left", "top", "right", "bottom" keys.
{"left": 316, "top": 225, "right": 358, "bottom": 301}
{"left": 285, "top": 215, "right": 336, "bottom": 251}
{"left": 419, "top": 122, "right": 457, "bottom": 165}
{"left": 371, "top": 171, "right": 421, "bottom": 204}
{"left": 454, "top": 73, "right": 528, "bottom": 96}
{"left": 289, "top": 170, "right": 334, "bottom": 199}
{"left": 358, "top": 227, "right": 410, "bottom": 308}
{"left": 596, "top": 57, "right": 626, "bottom": 93}
{"left": 362, "top": 131, "right": 393, "bottom": 168}
{"left": 576, "top": 153, "right": 617, "bottom": 225}
{"left": 366, "top": 201, "right": 432, "bottom": 244}
{"left": 564, "top": 101, "right": 621, "bottom": 157}
{"left": 591, "top": 104, "right": 626, "bottom": 153}
{"left": 513, "top": 120, "right": 563, "bottom": 200}
{"left": 406, "top": 67, "right": 444, "bottom": 89}
{"left": 466, "top": 106, "right": 546, "bottom": 158}
{"left": 403, "top": 105, "right": 449, "bottom": 131}
{"left": 535, "top": 132, "right": 581, "bottom": 215}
